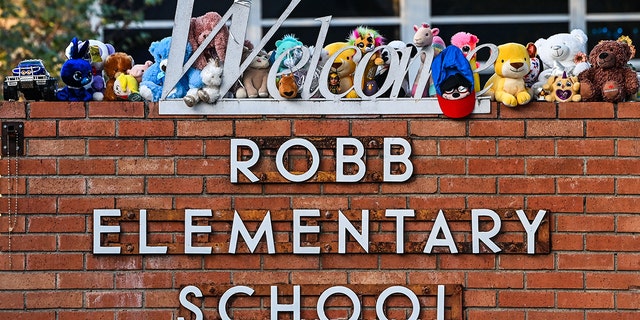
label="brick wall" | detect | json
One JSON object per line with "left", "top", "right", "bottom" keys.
{"left": 0, "top": 100, "right": 639, "bottom": 320}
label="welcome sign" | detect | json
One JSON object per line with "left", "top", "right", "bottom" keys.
{"left": 158, "top": 0, "right": 496, "bottom": 115}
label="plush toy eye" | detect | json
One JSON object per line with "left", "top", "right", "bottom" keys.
{"left": 501, "top": 60, "right": 504, "bottom": 63}
{"left": 556, "top": 81, "right": 562, "bottom": 87}
{"left": 457, "top": 86, "right": 469, "bottom": 93}
{"left": 73, "top": 71, "right": 83, "bottom": 81}
{"left": 444, "top": 88, "right": 454, "bottom": 94}
{"left": 357, "top": 43, "right": 365, "bottom": 48}
{"left": 565, "top": 81, "right": 572, "bottom": 86}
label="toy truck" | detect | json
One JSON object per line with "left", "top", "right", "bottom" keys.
{"left": 3, "top": 59, "right": 58, "bottom": 101}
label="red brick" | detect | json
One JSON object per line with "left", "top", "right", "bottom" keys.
{"left": 350, "top": 196, "right": 406, "bottom": 209}
{"left": 464, "top": 289, "right": 497, "bottom": 307}
{"left": 528, "top": 120, "right": 584, "bottom": 137}
{"left": 292, "top": 120, "right": 350, "bottom": 136}
{"left": 26, "top": 253, "right": 84, "bottom": 270}
{"left": 413, "top": 158, "right": 465, "bottom": 174}
{"left": 116, "top": 196, "right": 173, "bottom": 209}
{"left": 411, "top": 120, "right": 466, "bottom": 136}
{"left": 498, "top": 255, "right": 554, "bottom": 270}
{"left": 380, "top": 177, "right": 437, "bottom": 194}
{"left": 0, "top": 273, "right": 55, "bottom": 289}
{"left": 557, "top": 139, "right": 614, "bottom": 156}
{"left": 264, "top": 255, "right": 320, "bottom": 269}
{"left": 119, "top": 120, "right": 174, "bottom": 136}
{"left": 440, "top": 255, "right": 495, "bottom": 269}
{"left": 236, "top": 120, "right": 291, "bottom": 136}
{"left": 469, "top": 120, "right": 524, "bottom": 136}
{"left": 26, "top": 291, "right": 83, "bottom": 308}
{"left": 115, "top": 272, "right": 172, "bottom": 289}
{"left": 527, "top": 196, "right": 584, "bottom": 213}
{"left": 88, "top": 177, "right": 145, "bottom": 194}
{"left": 13, "top": 159, "right": 56, "bottom": 175}
{"left": 0, "top": 196, "right": 56, "bottom": 214}
{"left": 147, "top": 139, "right": 203, "bottom": 156}
{"left": 557, "top": 214, "right": 614, "bottom": 232}
{"left": 379, "top": 254, "right": 437, "bottom": 269}
{"left": 350, "top": 271, "right": 406, "bottom": 284}
{"left": 558, "top": 253, "right": 615, "bottom": 270}
{"left": 411, "top": 139, "right": 438, "bottom": 155}
{"left": 118, "top": 158, "right": 174, "bottom": 175}
{"left": 59, "top": 120, "right": 115, "bottom": 136}
{"left": 557, "top": 177, "right": 614, "bottom": 194}
{"left": 205, "top": 176, "right": 262, "bottom": 194}
{"left": 526, "top": 158, "right": 584, "bottom": 174}
{"left": 174, "top": 271, "right": 230, "bottom": 287}
{"left": 527, "top": 272, "right": 583, "bottom": 289}
{"left": 529, "top": 310, "right": 584, "bottom": 320}
{"left": 467, "top": 195, "right": 524, "bottom": 208}
{"left": 586, "top": 311, "right": 640, "bottom": 320}
{"left": 618, "top": 139, "right": 640, "bottom": 156}
{"left": 88, "top": 139, "right": 144, "bottom": 156}
{"left": 88, "top": 101, "right": 144, "bottom": 118}
{"left": 586, "top": 273, "right": 640, "bottom": 289}
{"left": 177, "top": 158, "right": 228, "bottom": 175}
{"left": 440, "top": 177, "right": 496, "bottom": 193}
{"left": 558, "top": 101, "right": 615, "bottom": 118}
{"left": 500, "top": 101, "right": 557, "bottom": 118}
{"left": 24, "top": 120, "right": 56, "bottom": 137}
{"left": 586, "top": 234, "right": 640, "bottom": 251}
{"left": 618, "top": 253, "right": 640, "bottom": 271}
{"left": 587, "top": 120, "right": 640, "bottom": 137}
{"left": 467, "top": 271, "right": 523, "bottom": 289}
{"left": 291, "top": 196, "right": 350, "bottom": 209}
{"left": 618, "top": 215, "right": 640, "bottom": 232}
{"left": 587, "top": 197, "right": 640, "bottom": 213}
{"left": 205, "top": 139, "right": 231, "bottom": 156}
{"left": 498, "top": 177, "right": 554, "bottom": 194}
{"left": 117, "top": 310, "right": 174, "bottom": 320}
{"left": 588, "top": 158, "right": 640, "bottom": 175}
{"left": 498, "top": 290, "right": 554, "bottom": 307}
{"left": 0, "top": 292, "right": 24, "bottom": 309}
{"left": 86, "top": 291, "right": 143, "bottom": 308}
{"left": 30, "top": 101, "right": 86, "bottom": 118}
{"left": 0, "top": 101, "right": 27, "bottom": 118}
{"left": 557, "top": 291, "right": 614, "bottom": 309}
{"left": 204, "top": 254, "right": 261, "bottom": 269}
{"left": 409, "top": 196, "right": 466, "bottom": 209}
{"left": 618, "top": 101, "right": 640, "bottom": 118}
{"left": 58, "top": 196, "right": 114, "bottom": 213}
{"left": 352, "top": 120, "right": 408, "bottom": 136}
{"left": 58, "top": 234, "right": 92, "bottom": 251}
{"left": 86, "top": 255, "right": 142, "bottom": 270}
{"left": 177, "top": 120, "right": 234, "bottom": 137}
{"left": 552, "top": 233, "right": 584, "bottom": 251}
{"left": 147, "top": 177, "right": 203, "bottom": 194}
{"left": 319, "top": 254, "right": 378, "bottom": 269}
{"left": 0, "top": 234, "right": 56, "bottom": 251}
{"left": 498, "top": 139, "right": 554, "bottom": 155}
{"left": 29, "top": 177, "right": 86, "bottom": 195}
{"left": 0, "top": 177, "right": 26, "bottom": 194}
{"left": 468, "top": 158, "right": 524, "bottom": 175}
{"left": 439, "top": 139, "right": 496, "bottom": 155}
{"left": 466, "top": 309, "right": 525, "bottom": 320}
{"left": 28, "top": 216, "right": 86, "bottom": 232}
{"left": 617, "top": 292, "right": 640, "bottom": 309}
{"left": 29, "top": 139, "right": 85, "bottom": 156}
{"left": 59, "top": 159, "right": 116, "bottom": 175}
{"left": 265, "top": 183, "right": 324, "bottom": 194}
{"left": 144, "top": 290, "right": 181, "bottom": 308}
{"left": 175, "top": 196, "right": 231, "bottom": 209}
{"left": 58, "top": 310, "right": 114, "bottom": 320}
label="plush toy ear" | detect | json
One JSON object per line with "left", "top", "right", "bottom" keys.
{"left": 432, "top": 28, "right": 440, "bottom": 36}
{"left": 413, "top": 25, "right": 419, "bottom": 32}
{"left": 422, "top": 23, "right": 429, "bottom": 28}
{"left": 526, "top": 42, "right": 537, "bottom": 58}
{"left": 77, "top": 39, "right": 90, "bottom": 59}
{"left": 275, "top": 40, "right": 283, "bottom": 47}
{"left": 470, "top": 35, "right": 479, "bottom": 45}
{"left": 69, "top": 37, "right": 80, "bottom": 59}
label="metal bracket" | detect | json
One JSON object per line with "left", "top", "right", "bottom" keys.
{"left": 2, "top": 122, "right": 25, "bottom": 156}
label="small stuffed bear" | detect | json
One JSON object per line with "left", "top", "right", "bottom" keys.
{"left": 103, "top": 52, "right": 134, "bottom": 101}
{"left": 236, "top": 50, "right": 270, "bottom": 98}
{"left": 278, "top": 73, "right": 298, "bottom": 99}
{"left": 578, "top": 40, "right": 639, "bottom": 102}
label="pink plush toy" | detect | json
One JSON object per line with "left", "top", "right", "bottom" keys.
{"left": 127, "top": 60, "right": 153, "bottom": 83}
{"left": 450, "top": 31, "right": 480, "bottom": 92}
{"left": 188, "top": 11, "right": 229, "bottom": 69}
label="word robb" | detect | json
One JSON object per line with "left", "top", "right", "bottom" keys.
{"left": 231, "top": 138, "right": 413, "bottom": 183}
{"left": 93, "top": 209, "right": 547, "bottom": 255}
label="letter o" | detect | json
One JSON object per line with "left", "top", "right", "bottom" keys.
{"left": 375, "top": 286, "right": 420, "bottom": 320}
{"left": 317, "top": 286, "right": 361, "bottom": 320}
{"left": 276, "top": 138, "right": 320, "bottom": 182}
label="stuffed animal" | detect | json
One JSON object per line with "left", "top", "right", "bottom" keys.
{"left": 139, "top": 37, "right": 191, "bottom": 102}
{"left": 278, "top": 73, "right": 298, "bottom": 99}
{"left": 347, "top": 26, "right": 385, "bottom": 90}
{"left": 323, "top": 42, "right": 358, "bottom": 98}
{"left": 188, "top": 11, "right": 229, "bottom": 67}
{"left": 272, "top": 35, "right": 304, "bottom": 73}
{"left": 483, "top": 43, "right": 532, "bottom": 107}
{"left": 103, "top": 52, "right": 134, "bottom": 101}
{"left": 524, "top": 42, "right": 543, "bottom": 88}
{"left": 543, "top": 72, "right": 581, "bottom": 102}
{"left": 535, "top": 29, "right": 590, "bottom": 81}
{"left": 374, "top": 40, "right": 415, "bottom": 97}
{"left": 236, "top": 50, "right": 270, "bottom": 98}
{"left": 56, "top": 37, "right": 94, "bottom": 101}
{"left": 127, "top": 61, "right": 153, "bottom": 83}
{"left": 411, "top": 23, "right": 441, "bottom": 97}
{"left": 197, "top": 58, "right": 223, "bottom": 104}
{"left": 432, "top": 46, "right": 476, "bottom": 118}
{"left": 65, "top": 39, "right": 115, "bottom": 101}
{"left": 578, "top": 40, "right": 639, "bottom": 102}
{"left": 450, "top": 31, "right": 480, "bottom": 92}
{"left": 113, "top": 72, "right": 144, "bottom": 101}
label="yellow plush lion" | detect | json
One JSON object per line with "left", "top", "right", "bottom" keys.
{"left": 483, "top": 43, "right": 532, "bottom": 107}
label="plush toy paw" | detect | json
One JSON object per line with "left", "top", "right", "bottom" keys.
{"left": 235, "top": 87, "right": 248, "bottom": 99}
{"left": 183, "top": 94, "right": 199, "bottom": 107}
{"left": 516, "top": 91, "right": 532, "bottom": 105}
{"left": 579, "top": 80, "right": 595, "bottom": 101}
{"left": 93, "top": 91, "right": 104, "bottom": 101}
{"left": 498, "top": 93, "right": 518, "bottom": 107}
{"left": 602, "top": 80, "right": 622, "bottom": 101}
{"left": 139, "top": 85, "right": 153, "bottom": 101}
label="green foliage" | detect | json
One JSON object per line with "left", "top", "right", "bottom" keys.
{"left": 0, "top": 0, "right": 161, "bottom": 100}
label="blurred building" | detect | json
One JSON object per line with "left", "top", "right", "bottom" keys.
{"left": 104, "top": 0, "right": 640, "bottom": 67}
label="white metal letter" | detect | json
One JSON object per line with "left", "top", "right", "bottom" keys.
{"left": 139, "top": 209, "right": 168, "bottom": 254}
{"left": 93, "top": 209, "right": 121, "bottom": 254}
{"left": 276, "top": 139, "right": 320, "bottom": 182}
{"left": 177, "top": 285, "right": 203, "bottom": 320}
{"left": 293, "top": 209, "right": 320, "bottom": 254}
{"left": 424, "top": 210, "right": 458, "bottom": 254}
{"left": 184, "top": 209, "right": 212, "bottom": 254}
{"left": 437, "top": 285, "right": 445, "bottom": 320}
{"left": 386, "top": 209, "right": 415, "bottom": 254}
{"left": 336, "top": 138, "right": 366, "bottom": 182}
{"left": 383, "top": 138, "right": 413, "bottom": 182}
{"left": 376, "top": 286, "right": 420, "bottom": 320}
{"left": 317, "top": 286, "right": 361, "bottom": 320}
{"left": 230, "top": 139, "right": 260, "bottom": 183}
{"left": 472, "top": 209, "right": 502, "bottom": 253}
{"left": 229, "top": 211, "right": 275, "bottom": 254}
{"left": 338, "top": 210, "right": 369, "bottom": 254}
{"left": 516, "top": 210, "right": 547, "bottom": 254}
{"left": 219, "top": 286, "right": 254, "bottom": 320}
{"left": 271, "top": 285, "right": 301, "bottom": 319}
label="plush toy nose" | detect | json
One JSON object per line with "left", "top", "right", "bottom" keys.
{"left": 599, "top": 52, "right": 609, "bottom": 59}
{"left": 511, "top": 62, "right": 524, "bottom": 69}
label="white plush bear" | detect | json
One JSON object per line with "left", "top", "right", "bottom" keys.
{"left": 532, "top": 29, "right": 590, "bottom": 100}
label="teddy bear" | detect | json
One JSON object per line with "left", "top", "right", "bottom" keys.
{"left": 578, "top": 40, "right": 639, "bottom": 102}
{"left": 127, "top": 60, "right": 153, "bottom": 83}
{"left": 543, "top": 72, "right": 581, "bottom": 102}
{"left": 103, "top": 52, "right": 134, "bottom": 101}
{"left": 236, "top": 50, "right": 270, "bottom": 98}
{"left": 483, "top": 42, "right": 532, "bottom": 107}
{"left": 323, "top": 41, "right": 358, "bottom": 98}
{"left": 534, "top": 29, "right": 590, "bottom": 82}
{"left": 139, "top": 37, "right": 192, "bottom": 102}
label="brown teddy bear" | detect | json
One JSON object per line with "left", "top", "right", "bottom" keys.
{"left": 188, "top": 11, "right": 229, "bottom": 70}
{"left": 578, "top": 40, "right": 639, "bottom": 102}
{"left": 278, "top": 73, "right": 298, "bottom": 99}
{"left": 103, "top": 52, "right": 134, "bottom": 101}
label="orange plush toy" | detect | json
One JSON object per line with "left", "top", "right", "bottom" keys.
{"left": 103, "top": 52, "right": 134, "bottom": 101}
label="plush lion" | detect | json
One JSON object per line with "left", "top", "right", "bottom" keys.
{"left": 578, "top": 40, "right": 639, "bottom": 102}
{"left": 278, "top": 73, "right": 298, "bottom": 99}
{"left": 483, "top": 43, "right": 532, "bottom": 107}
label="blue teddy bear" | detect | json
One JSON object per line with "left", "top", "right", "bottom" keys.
{"left": 139, "top": 37, "right": 202, "bottom": 102}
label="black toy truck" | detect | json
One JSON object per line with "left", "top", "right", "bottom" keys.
{"left": 3, "top": 59, "right": 57, "bottom": 101}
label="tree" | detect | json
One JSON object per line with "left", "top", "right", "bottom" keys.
{"left": 0, "top": 0, "right": 161, "bottom": 100}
